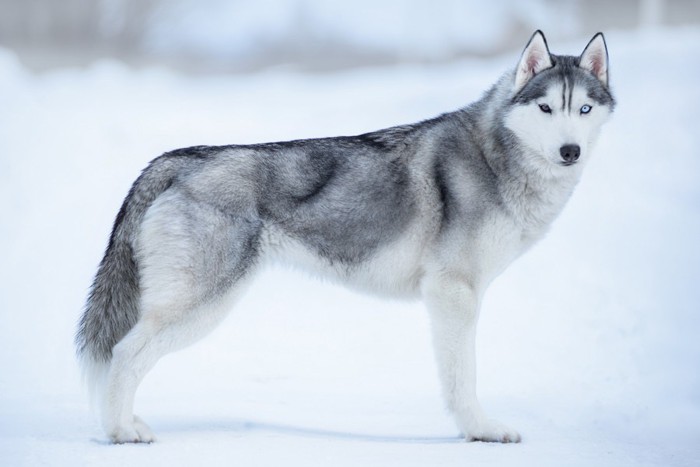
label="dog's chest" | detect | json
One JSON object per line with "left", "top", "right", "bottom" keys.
{"left": 466, "top": 212, "right": 544, "bottom": 285}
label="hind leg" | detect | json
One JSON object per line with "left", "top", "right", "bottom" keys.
{"left": 102, "top": 287, "right": 247, "bottom": 443}
{"left": 103, "top": 318, "right": 162, "bottom": 443}
{"left": 101, "top": 191, "right": 262, "bottom": 443}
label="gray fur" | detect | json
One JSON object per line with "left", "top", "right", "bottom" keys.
{"left": 76, "top": 155, "right": 178, "bottom": 362}
{"left": 76, "top": 31, "right": 615, "bottom": 443}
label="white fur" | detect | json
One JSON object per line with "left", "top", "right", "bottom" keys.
{"left": 505, "top": 83, "right": 612, "bottom": 173}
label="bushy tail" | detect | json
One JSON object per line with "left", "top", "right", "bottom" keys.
{"left": 75, "top": 151, "right": 194, "bottom": 401}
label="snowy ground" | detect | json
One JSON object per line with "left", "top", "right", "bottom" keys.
{"left": 1, "top": 28, "right": 699, "bottom": 466}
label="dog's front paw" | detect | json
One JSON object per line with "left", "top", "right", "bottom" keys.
{"left": 464, "top": 419, "right": 521, "bottom": 443}
{"left": 108, "top": 415, "right": 156, "bottom": 444}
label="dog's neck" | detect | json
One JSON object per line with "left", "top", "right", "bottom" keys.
{"left": 498, "top": 160, "right": 581, "bottom": 237}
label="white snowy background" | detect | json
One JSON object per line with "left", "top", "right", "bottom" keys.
{"left": 1, "top": 2, "right": 699, "bottom": 466}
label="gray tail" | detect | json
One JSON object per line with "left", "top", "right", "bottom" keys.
{"left": 75, "top": 150, "right": 197, "bottom": 400}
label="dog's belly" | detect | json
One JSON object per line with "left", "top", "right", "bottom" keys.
{"left": 260, "top": 221, "right": 430, "bottom": 300}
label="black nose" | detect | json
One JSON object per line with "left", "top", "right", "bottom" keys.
{"left": 560, "top": 144, "right": 581, "bottom": 163}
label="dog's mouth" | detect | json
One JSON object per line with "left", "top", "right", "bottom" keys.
{"left": 559, "top": 160, "right": 578, "bottom": 167}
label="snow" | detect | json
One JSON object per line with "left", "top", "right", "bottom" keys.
{"left": 1, "top": 27, "right": 700, "bottom": 466}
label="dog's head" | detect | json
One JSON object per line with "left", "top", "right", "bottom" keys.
{"left": 504, "top": 31, "right": 615, "bottom": 171}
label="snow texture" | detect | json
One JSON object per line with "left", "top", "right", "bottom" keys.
{"left": 1, "top": 27, "right": 699, "bottom": 466}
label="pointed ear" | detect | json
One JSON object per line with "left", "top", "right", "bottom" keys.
{"left": 514, "top": 30, "right": 553, "bottom": 91}
{"left": 579, "top": 32, "right": 609, "bottom": 87}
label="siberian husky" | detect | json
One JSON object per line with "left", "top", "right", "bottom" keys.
{"left": 77, "top": 30, "right": 615, "bottom": 443}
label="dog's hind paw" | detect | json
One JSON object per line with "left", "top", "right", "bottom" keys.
{"left": 108, "top": 415, "right": 156, "bottom": 444}
{"left": 465, "top": 419, "right": 521, "bottom": 443}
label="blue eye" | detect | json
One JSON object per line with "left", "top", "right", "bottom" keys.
{"left": 580, "top": 105, "right": 592, "bottom": 114}
{"left": 539, "top": 104, "right": 552, "bottom": 113}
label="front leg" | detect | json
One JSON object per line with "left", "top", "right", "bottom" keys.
{"left": 423, "top": 275, "right": 521, "bottom": 443}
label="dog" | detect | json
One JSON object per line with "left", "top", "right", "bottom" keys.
{"left": 76, "top": 30, "right": 615, "bottom": 444}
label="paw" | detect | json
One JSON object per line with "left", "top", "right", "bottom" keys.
{"left": 465, "top": 419, "right": 521, "bottom": 443}
{"left": 108, "top": 415, "right": 156, "bottom": 444}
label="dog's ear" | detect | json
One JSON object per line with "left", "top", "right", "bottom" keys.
{"left": 579, "top": 32, "right": 609, "bottom": 87}
{"left": 514, "top": 30, "right": 553, "bottom": 92}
